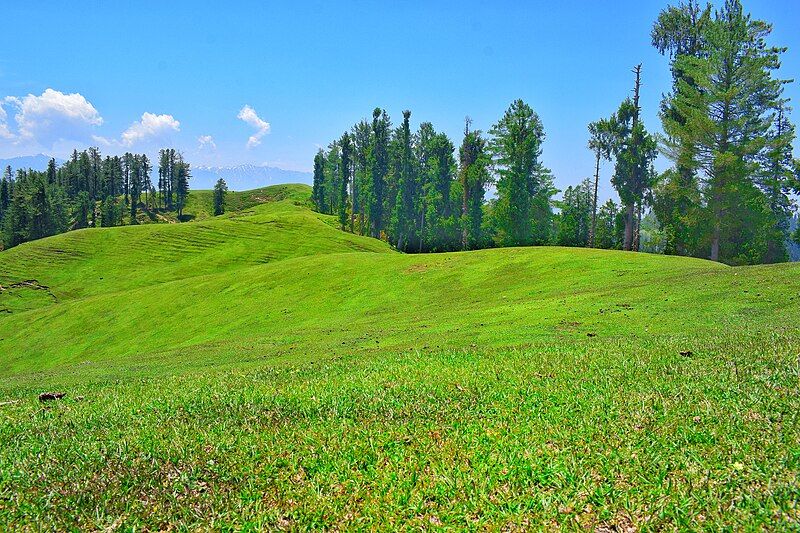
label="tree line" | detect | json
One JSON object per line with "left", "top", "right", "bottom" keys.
{"left": 312, "top": 100, "right": 555, "bottom": 253}
{"left": 0, "top": 148, "right": 192, "bottom": 249}
{"left": 312, "top": 0, "right": 800, "bottom": 265}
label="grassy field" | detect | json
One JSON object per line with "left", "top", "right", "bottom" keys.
{"left": 1, "top": 184, "right": 799, "bottom": 530}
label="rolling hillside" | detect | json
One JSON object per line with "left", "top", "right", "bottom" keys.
{"left": 1, "top": 184, "right": 799, "bottom": 530}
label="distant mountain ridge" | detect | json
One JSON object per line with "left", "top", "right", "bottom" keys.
{"left": 191, "top": 164, "right": 312, "bottom": 191}
{"left": 0, "top": 154, "right": 65, "bottom": 173}
{"left": 0, "top": 155, "right": 312, "bottom": 192}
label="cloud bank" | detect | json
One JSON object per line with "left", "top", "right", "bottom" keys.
{"left": 3, "top": 89, "right": 103, "bottom": 145}
{"left": 0, "top": 105, "right": 13, "bottom": 139}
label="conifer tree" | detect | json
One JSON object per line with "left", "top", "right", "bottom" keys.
{"left": 213, "top": 178, "right": 228, "bottom": 216}
{"left": 339, "top": 133, "right": 352, "bottom": 231}
{"left": 652, "top": 0, "right": 711, "bottom": 256}
{"left": 391, "top": 111, "right": 417, "bottom": 250}
{"left": 489, "top": 99, "right": 553, "bottom": 246}
{"left": 312, "top": 149, "right": 327, "bottom": 213}
{"left": 587, "top": 119, "right": 614, "bottom": 247}
{"left": 368, "top": 108, "right": 390, "bottom": 238}
{"left": 418, "top": 123, "right": 457, "bottom": 251}
{"left": 351, "top": 120, "right": 371, "bottom": 234}
{"left": 129, "top": 155, "right": 141, "bottom": 221}
{"left": 324, "top": 141, "right": 341, "bottom": 216}
{"left": 660, "top": 0, "right": 794, "bottom": 263}
{"left": 122, "top": 152, "right": 133, "bottom": 205}
{"left": 175, "top": 155, "right": 190, "bottom": 217}
{"left": 557, "top": 178, "right": 594, "bottom": 247}
{"left": 141, "top": 154, "right": 152, "bottom": 209}
{"left": 458, "top": 118, "right": 490, "bottom": 250}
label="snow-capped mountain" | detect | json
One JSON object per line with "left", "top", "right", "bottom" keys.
{"left": 0, "top": 156, "right": 311, "bottom": 192}
{"left": 191, "top": 164, "right": 312, "bottom": 191}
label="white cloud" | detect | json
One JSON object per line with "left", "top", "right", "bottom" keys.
{"left": 0, "top": 104, "right": 12, "bottom": 139}
{"left": 237, "top": 105, "right": 270, "bottom": 148}
{"left": 120, "top": 112, "right": 180, "bottom": 147}
{"left": 91, "top": 134, "right": 113, "bottom": 146}
{"left": 197, "top": 134, "right": 216, "bottom": 150}
{"left": 4, "top": 88, "right": 103, "bottom": 145}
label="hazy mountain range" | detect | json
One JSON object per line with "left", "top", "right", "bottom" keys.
{"left": 0, "top": 155, "right": 311, "bottom": 191}
{"left": 191, "top": 164, "right": 312, "bottom": 190}
{"left": 0, "top": 154, "right": 65, "bottom": 173}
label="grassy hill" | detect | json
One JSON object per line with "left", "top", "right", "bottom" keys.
{"left": 1, "top": 184, "right": 799, "bottom": 530}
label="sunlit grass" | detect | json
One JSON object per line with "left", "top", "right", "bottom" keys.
{"left": 1, "top": 184, "right": 799, "bottom": 529}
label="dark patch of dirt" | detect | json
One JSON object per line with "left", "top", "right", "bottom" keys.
{"left": 0, "top": 279, "right": 57, "bottom": 302}
{"left": 405, "top": 264, "right": 429, "bottom": 274}
{"left": 38, "top": 392, "right": 66, "bottom": 402}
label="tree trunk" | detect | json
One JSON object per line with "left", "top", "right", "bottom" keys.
{"left": 349, "top": 181, "right": 355, "bottom": 234}
{"left": 462, "top": 188, "right": 469, "bottom": 250}
{"left": 710, "top": 224, "right": 720, "bottom": 262}
{"left": 419, "top": 203, "right": 425, "bottom": 253}
{"left": 623, "top": 203, "right": 635, "bottom": 251}
{"left": 589, "top": 152, "right": 600, "bottom": 248}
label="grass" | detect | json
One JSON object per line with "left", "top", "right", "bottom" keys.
{"left": 0, "top": 184, "right": 388, "bottom": 313}
{"left": 1, "top": 184, "right": 799, "bottom": 530}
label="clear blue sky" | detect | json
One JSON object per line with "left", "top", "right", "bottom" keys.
{"left": 1, "top": 1, "right": 798, "bottom": 200}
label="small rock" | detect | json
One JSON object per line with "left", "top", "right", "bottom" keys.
{"left": 680, "top": 350, "right": 693, "bottom": 357}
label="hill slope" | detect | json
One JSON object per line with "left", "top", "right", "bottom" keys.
{"left": 0, "top": 184, "right": 389, "bottom": 313}
{"left": 1, "top": 185, "right": 799, "bottom": 529}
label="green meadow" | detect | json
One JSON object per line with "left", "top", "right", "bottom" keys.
{"left": 1, "top": 185, "right": 799, "bottom": 530}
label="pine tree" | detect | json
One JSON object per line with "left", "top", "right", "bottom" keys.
{"left": 88, "top": 147, "right": 101, "bottom": 200}
{"left": 489, "top": 99, "right": 553, "bottom": 246}
{"left": 141, "top": 154, "right": 152, "bottom": 210}
{"left": 757, "top": 103, "right": 796, "bottom": 263}
{"left": 158, "top": 149, "right": 168, "bottom": 209}
{"left": 324, "top": 141, "right": 341, "bottom": 216}
{"left": 312, "top": 149, "right": 327, "bottom": 213}
{"left": 660, "top": 0, "right": 793, "bottom": 263}
{"left": 608, "top": 69, "right": 658, "bottom": 251}
{"left": 351, "top": 120, "right": 371, "bottom": 234}
{"left": 368, "top": 108, "right": 390, "bottom": 238}
{"left": 122, "top": 152, "right": 133, "bottom": 205}
{"left": 100, "top": 196, "right": 120, "bottom": 227}
{"left": 458, "top": 118, "right": 491, "bottom": 250}
{"left": 339, "top": 133, "right": 352, "bottom": 231}
{"left": 46, "top": 158, "right": 57, "bottom": 185}
{"left": 213, "top": 178, "right": 228, "bottom": 216}
{"left": 2, "top": 175, "right": 30, "bottom": 248}
{"left": 418, "top": 123, "right": 457, "bottom": 252}
{"left": 557, "top": 178, "right": 594, "bottom": 247}
{"left": 391, "top": 111, "right": 417, "bottom": 250}
{"left": 0, "top": 167, "right": 11, "bottom": 223}
{"left": 175, "top": 154, "right": 190, "bottom": 218}
{"left": 595, "top": 199, "right": 625, "bottom": 250}
{"left": 129, "top": 155, "right": 141, "bottom": 221}
{"left": 587, "top": 119, "right": 614, "bottom": 247}
{"left": 75, "top": 191, "right": 92, "bottom": 229}
{"left": 652, "top": 0, "right": 711, "bottom": 256}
